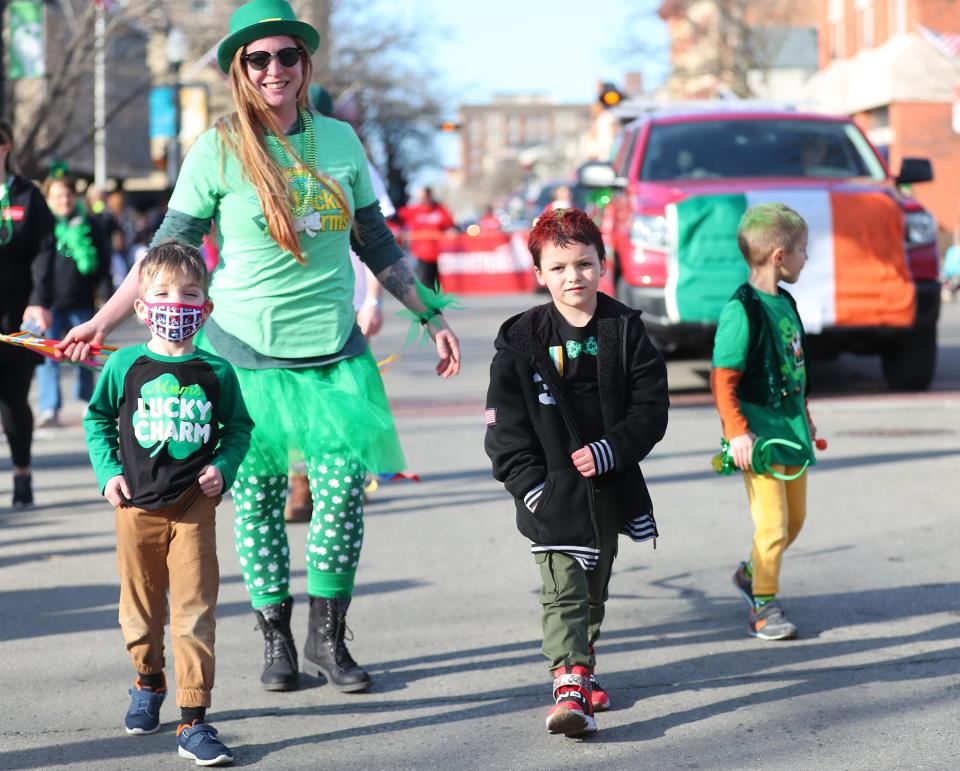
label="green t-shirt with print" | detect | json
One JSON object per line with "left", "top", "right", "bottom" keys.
{"left": 169, "top": 116, "right": 376, "bottom": 358}
{"left": 84, "top": 344, "right": 254, "bottom": 510}
{"left": 712, "top": 288, "right": 814, "bottom": 467}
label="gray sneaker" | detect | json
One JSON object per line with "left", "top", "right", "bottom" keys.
{"left": 748, "top": 600, "right": 797, "bottom": 641}
{"left": 732, "top": 562, "right": 753, "bottom": 606}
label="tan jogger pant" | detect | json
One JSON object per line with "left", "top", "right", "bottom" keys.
{"left": 114, "top": 484, "right": 220, "bottom": 707}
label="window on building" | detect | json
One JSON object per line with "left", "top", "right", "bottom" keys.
{"left": 507, "top": 115, "right": 521, "bottom": 145}
{"left": 192, "top": 0, "right": 211, "bottom": 11}
{"left": 855, "top": 0, "right": 874, "bottom": 49}
{"left": 887, "top": 0, "right": 907, "bottom": 36}
{"left": 827, "top": 0, "right": 844, "bottom": 59}
{"left": 486, "top": 113, "right": 503, "bottom": 146}
{"left": 829, "top": 21, "right": 845, "bottom": 59}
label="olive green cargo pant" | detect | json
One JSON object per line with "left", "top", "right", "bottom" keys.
{"left": 534, "top": 484, "right": 620, "bottom": 672}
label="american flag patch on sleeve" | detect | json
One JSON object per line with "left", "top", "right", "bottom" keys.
{"left": 484, "top": 408, "right": 497, "bottom": 426}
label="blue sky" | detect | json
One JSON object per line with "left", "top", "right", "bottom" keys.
{"left": 398, "top": 0, "right": 669, "bottom": 106}
{"left": 392, "top": 0, "right": 669, "bottom": 180}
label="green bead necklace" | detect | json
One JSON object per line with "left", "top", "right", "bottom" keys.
{"left": 0, "top": 182, "right": 13, "bottom": 245}
{"left": 273, "top": 106, "right": 319, "bottom": 219}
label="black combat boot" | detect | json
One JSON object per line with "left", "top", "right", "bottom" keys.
{"left": 302, "top": 596, "right": 371, "bottom": 692}
{"left": 253, "top": 597, "right": 299, "bottom": 691}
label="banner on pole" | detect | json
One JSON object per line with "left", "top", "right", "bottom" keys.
{"left": 7, "top": 1, "right": 45, "bottom": 80}
{"left": 149, "top": 87, "right": 177, "bottom": 139}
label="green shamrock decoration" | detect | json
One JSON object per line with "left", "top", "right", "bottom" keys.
{"left": 131, "top": 373, "right": 213, "bottom": 459}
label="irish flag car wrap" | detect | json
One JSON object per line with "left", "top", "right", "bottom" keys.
{"left": 665, "top": 189, "right": 916, "bottom": 335}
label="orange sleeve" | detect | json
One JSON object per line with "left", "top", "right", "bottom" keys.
{"left": 710, "top": 367, "right": 749, "bottom": 439}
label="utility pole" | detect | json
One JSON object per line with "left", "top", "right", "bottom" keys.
{"left": 94, "top": 0, "right": 107, "bottom": 189}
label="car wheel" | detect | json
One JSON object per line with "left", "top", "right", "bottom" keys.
{"left": 880, "top": 322, "right": 937, "bottom": 391}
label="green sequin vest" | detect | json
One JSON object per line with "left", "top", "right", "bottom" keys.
{"left": 733, "top": 283, "right": 810, "bottom": 409}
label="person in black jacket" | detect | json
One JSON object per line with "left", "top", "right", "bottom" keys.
{"left": 484, "top": 208, "right": 668, "bottom": 738}
{"left": 35, "top": 173, "right": 112, "bottom": 426}
{"left": 0, "top": 121, "right": 55, "bottom": 508}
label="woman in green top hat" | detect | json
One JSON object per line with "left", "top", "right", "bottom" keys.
{"left": 62, "top": 0, "right": 461, "bottom": 697}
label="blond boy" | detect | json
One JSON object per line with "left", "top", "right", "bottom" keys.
{"left": 710, "top": 203, "right": 819, "bottom": 640}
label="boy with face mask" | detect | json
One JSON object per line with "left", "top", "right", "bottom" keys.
{"left": 83, "top": 241, "right": 253, "bottom": 765}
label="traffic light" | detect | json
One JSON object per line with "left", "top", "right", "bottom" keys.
{"left": 439, "top": 121, "right": 461, "bottom": 132}
{"left": 598, "top": 83, "right": 623, "bottom": 109}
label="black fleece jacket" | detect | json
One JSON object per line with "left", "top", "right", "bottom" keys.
{"left": 484, "top": 294, "right": 669, "bottom": 567}
{"left": 50, "top": 210, "right": 113, "bottom": 310}
{"left": 0, "top": 175, "right": 55, "bottom": 364}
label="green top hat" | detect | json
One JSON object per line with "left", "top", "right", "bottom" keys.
{"left": 217, "top": 0, "right": 320, "bottom": 74}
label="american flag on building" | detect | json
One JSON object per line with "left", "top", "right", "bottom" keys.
{"left": 917, "top": 25, "right": 960, "bottom": 58}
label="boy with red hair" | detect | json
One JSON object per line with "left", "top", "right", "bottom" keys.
{"left": 484, "top": 208, "right": 669, "bottom": 736}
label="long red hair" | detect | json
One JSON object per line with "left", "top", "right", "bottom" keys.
{"left": 214, "top": 39, "right": 352, "bottom": 264}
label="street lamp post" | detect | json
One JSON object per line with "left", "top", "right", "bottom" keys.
{"left": 165, "top": 26, "right": 187, "bottom": 189}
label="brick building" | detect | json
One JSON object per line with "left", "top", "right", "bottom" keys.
{"left": 657, "top": 0, "right": 819, "bottom": 100}
{"left": 804, "top": 0, "right": 960, "bottom": 240}
{"left": 457, "top": 95, "right": 592, "bottom": 201}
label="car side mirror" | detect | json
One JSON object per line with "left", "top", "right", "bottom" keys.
{"left": 896, "top": 157, "right": 933, "bottom": 185}
{"left": 578, "top": 162, "right": 620, "bottom": 189}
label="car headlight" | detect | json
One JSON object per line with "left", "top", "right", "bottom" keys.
{"left": 905, "top": 211, "right": 936, "bottom": 247}
{"left": 631, "top": 214, "right": 668, "bottom": 250}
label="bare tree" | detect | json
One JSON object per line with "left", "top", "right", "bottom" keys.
{"left": 7, "top": 1, "right": 170, "bottom": 177}
{"left": 315, "top": 0, "right": 446, "bottom": 206}
{"left": 625, "top": 0, "right": 803, "bottom": 100}
{"left": 7, "top": 0, "right": 444, "bottom": 189}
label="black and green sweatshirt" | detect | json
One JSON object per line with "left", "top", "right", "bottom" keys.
{"left": 84, "top": 344, "right": 254, "bottom": 510}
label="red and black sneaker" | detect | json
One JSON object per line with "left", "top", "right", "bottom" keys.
{"left": 587, "top": 646, "right": 610, "bottom": 712}
{"left": 589, "top": 672, "right": 610, "bottom": 712}
{"left": 545, "top": 665, "right": 598, "bottom": 737}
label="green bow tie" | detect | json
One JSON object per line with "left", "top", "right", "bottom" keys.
{"left": 565, "top": 337, "right": 598, "bottom": 359}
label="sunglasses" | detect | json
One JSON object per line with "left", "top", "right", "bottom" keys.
{"left": 242, "top": 47, "right": 304, "bottom": 71}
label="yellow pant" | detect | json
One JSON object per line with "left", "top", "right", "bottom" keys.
{"left": 742, "top": 467, "right": 807, "bottom": 596}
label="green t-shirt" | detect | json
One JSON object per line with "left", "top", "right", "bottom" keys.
{"left": 84, "top": 344, "right": 254, "bottom": 509}
{"left": 712, "top": 288, "right": 814, "bottom": 467}
{"left": 170, "top": 117, "right": 376, "bottom": 357}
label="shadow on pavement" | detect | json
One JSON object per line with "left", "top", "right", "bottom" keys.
{"left": 367, "top": 493, "right": 505, "bottom": 517}
{"left": 0, "top": 579, "right": 425, "bottom": 643}
{"left": 0, "top": 531, "right": 104, "bottom": 550}
{"left": 0, "top": 543, "right": 116, "bottom": 571}
{"left": 31, "top": 451, "right": 100, "bottom": 470}
{"left": 647, "top": 446, "right": 960, "bottom": 486}
{"left": 2, "top": 581, "right": 958, "bottom": 767}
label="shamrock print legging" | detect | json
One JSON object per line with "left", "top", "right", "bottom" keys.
{"left": 232, "top": 454, "right": 365, "bottom": 609}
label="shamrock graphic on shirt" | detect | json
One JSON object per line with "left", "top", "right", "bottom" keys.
{"left": 131, "top": 373, "right": 214, "bottom": 459}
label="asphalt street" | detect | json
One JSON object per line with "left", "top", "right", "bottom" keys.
{"left": 1, "top": 295, "right": 959, "bottom": 770}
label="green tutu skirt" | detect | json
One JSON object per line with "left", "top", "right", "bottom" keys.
{"left": 198, "top": 333, "right": 405, "bottom": 476}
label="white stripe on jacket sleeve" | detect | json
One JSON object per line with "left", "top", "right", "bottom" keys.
{"left": 524, "top": 483, "right": 545, "bottom": 512}
{"left": 587, "top": 439, "right": 615, "bottom": 474}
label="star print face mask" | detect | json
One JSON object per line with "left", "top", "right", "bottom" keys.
{"left": 143, "top": 301, "right": 206, "bottom": 342}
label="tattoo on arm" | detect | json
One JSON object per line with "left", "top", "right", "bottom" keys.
{"left": 380, "top": 259, "right": 417, "bottom": 301}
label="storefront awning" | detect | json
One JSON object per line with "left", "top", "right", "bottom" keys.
{"left": 803, "top": 32, "right": 960, "bottom": 115}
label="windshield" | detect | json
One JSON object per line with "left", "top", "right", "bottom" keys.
{"left": 639, "top": 119, "right": 887, "bottom": 182}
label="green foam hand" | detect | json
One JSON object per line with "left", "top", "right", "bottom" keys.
{"left": 132, "top": 373, "right": 213, "bottom": 459}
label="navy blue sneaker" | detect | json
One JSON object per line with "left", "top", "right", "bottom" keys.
{"left": 124, "top": 679, "right": 166, "bottom": 735}
{"left": 177, "top": 721, "right": 234, "bottom": 766}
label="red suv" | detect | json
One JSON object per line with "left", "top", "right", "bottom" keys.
{"left": 582, "top": 107, "right": 941, "bottom": 390}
